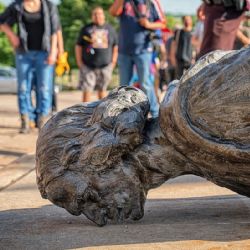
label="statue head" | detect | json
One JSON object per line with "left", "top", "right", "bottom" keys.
{"left": 36, "top": 87, "right": 150, "bottom": 225}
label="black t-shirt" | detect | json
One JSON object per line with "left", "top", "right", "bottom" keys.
{"left": 23, "top": 8, "right": 44, "bottom": 51}
{"left": 76, "top": 23, "right": 118, "bottom": 68}
{"left": 175, "top": 29, "right": 192, "bottom": 65}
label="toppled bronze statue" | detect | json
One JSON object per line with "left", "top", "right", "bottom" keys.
{"left": 36, "top": 49, "right": 250, "bottom": 226}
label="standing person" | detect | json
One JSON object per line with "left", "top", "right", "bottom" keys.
{"left": 192, "top": 4, "right": 205, "bottom": 55}
{"left": 166, "top": 30, "right": 177, "bottom": 84}
{"left": 0, "top": 0, "right": 60, "bottom": 133}
{"left": 75, "top": 6, "right": 118, "bottom": 103}
{"left": 31, "top": 25, "right": 67, "bottom": 121}
{"left": 109, "top": 0, "right": 166, "bottom": 118}
{"left": 198, "top": 0, "right": 246, "bottom": 58}
{"left": 171, "top": 16, "right": 193, "bottom": 79}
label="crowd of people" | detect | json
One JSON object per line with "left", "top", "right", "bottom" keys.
{"left": 0, "top": 0, "right": 250, "bottom": 133}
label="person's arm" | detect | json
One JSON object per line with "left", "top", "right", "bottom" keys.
{"left": 75, "top": 27, "right": 85, "bottom": 69}
{"left": 57, "top": 29, "right": 64, "bottom": 56}
{"left": 236, "top": 29, "right": 250, "bottom": 47}
{"left": 47, "top": 33, "right": 57, "bottom": 64}
{"left": 47, "top": 2, "right": 60, "bottom": 64}
{"left": 139, "top": 19, "right": 165, "bottom": 30}
{"left": 109, "top": 0, "right": 124, "bottom": 16}
{"left": 169, "top": 40, "right": 176, "bottom": 67}
{"left": 75, "top": 45, "right": 83, "bottom": 69}
{"left": 159, "top": 43, "right": 167, "bottom": 67}
{"left": 0, "top": 3, "right": 19, "bottom": 49}
{"left": 0, "top": 23, "right": 20, "bottom": 48}
{"left": 140, "top": 0, "right": 166, "bottom": 30}
{"left": 111, "top": 45, "right": 118, "bottom": 69}
{"left": 110, "top": 26, "right": 118, "bottom": 69}
{"left": 192, "top": 28, "right": 202, "bottom": 51}
{"left": 0, "top": 3, "right": 17, "bottom": 26}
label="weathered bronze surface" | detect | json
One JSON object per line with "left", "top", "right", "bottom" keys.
{"left": 36, "top": 49, "right": 250, "bottom": 226}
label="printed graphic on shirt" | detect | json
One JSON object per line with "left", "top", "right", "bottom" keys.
{"left": 91, "top": 29, "right": 109, "bottom": 49}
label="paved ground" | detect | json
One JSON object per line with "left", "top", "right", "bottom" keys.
{"left": 0, "top": 92, "right": 250, "bottom": 250}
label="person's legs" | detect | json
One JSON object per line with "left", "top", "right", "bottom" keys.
{"left": 34, "top": 51, "right": 54, "bottom": 129}
{"left": 118, "top": 53, "right": 134, "bottom": 86}
{"left": 134, "top": 52, "right": 159, "bottom": 118}
{"left": 97, "top": 90, "right": 107, "bottom": 100}
{"left": 28, "top": 69, "right": 37, "bottom": 125}
{"left": 80, "top": 65, "right": 96, "bottom": 102}
{"left": 15, "top": 52, "right": 34, "bottom": 133}
{"left": 96, "top": 64, "right": 113, "bottom": 100}
{"left": 51, "top": 71, "right": 57, "bottom": 113}
{"left": 83, "top": 91, "right": 92, "bottom": 102}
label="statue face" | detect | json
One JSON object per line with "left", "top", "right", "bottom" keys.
{"left": 45, "top": 172, "right": 88, "bottom": 216}
{"left": 46, "top": 161, "right": 147, "bottom": 226}
{"left": 82, "top": 162, "right": 146, "bottom": 226}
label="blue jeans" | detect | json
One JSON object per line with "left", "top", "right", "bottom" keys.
{"left": 118, "top": 53, "right": 159, "bottom": 118}
{"left": 15, "top": 51, "right": 54, "bottom": 121}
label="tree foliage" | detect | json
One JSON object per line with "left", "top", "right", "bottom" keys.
{"left": 166, "top": 15, "right": 181, "bottom": 30}
{"left": 0, "top": 3, "right": 15, "bottom": 66}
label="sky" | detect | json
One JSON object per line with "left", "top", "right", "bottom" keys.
{"left": 0, "top": 0, "right": 202, "bottom": 15}
{"left": 160, "top": 0, "right": 201, "bottom": 15}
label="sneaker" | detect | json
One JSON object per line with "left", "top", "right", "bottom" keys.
{"left": 29, "top": 120, "right": 36, "bottom": 129}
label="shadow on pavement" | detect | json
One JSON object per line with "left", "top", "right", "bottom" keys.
{"left": 0, "top": 150, "right": 24, "bottom": 157}
{"left": 0, "top": 195, "right": 249, "bottom": 249}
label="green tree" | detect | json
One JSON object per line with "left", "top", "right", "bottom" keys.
{"left": 58, "top": 0, "right": 117, "bottom": 68}
{"left": 0, "top": 3, "right": 15, "bottom": 66}
{"left": 166, "top": 15, "right": 181, "bottom": 30}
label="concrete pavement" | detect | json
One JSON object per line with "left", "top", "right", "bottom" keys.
{"left": 0, "top": 91, "right": 250, "bottom": 250}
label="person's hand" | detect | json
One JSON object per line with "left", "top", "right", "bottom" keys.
{"left": 139, "top": 18, "right": 151, "bottom": 29}
{"left": 9, "top": 33, "right": 20, "bottom": 49}
{"left": 160, "top": 61, "right": 168, "bottom": 69}
{"left": 77, "top": 62, "right": 83, "bottom": 69}
{"left": 47, "top": 52, "right": 57, "bottom": 65}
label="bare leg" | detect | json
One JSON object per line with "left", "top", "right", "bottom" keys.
{"left": 98, "top": 90, "right": 107, "bottom": 100}
{"left": 82, "top": 91, "right": 92, "bottom": 102}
